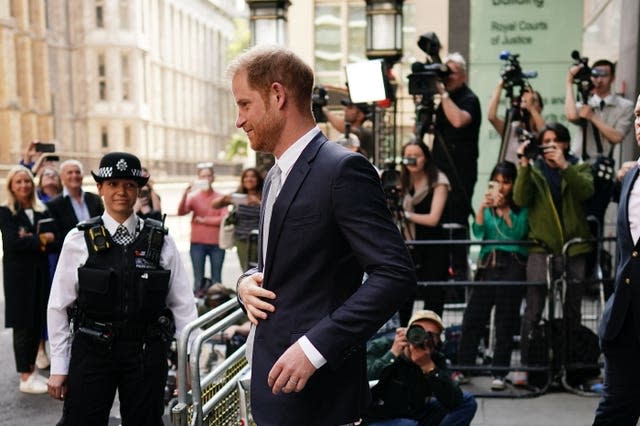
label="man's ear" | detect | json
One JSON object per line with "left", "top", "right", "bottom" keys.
{"left": 271, "top": 82, "right": 286, "bottom": 108}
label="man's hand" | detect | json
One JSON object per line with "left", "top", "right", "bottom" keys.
{"left": 617, "top": 161, "right": 637, "bottom": 182}
{"left": 543, "top": 142, "right": 568, "bottom": 170}
{"left": 237, "top": 273, "right": 276, "bottom": 324}
{"left": 390, "top": 327, "right": 408, "bottom": 357}
{"left": 48, "top": 374, "right": 67, "bottom": 400}
{"left": 268, "top": 342, "right": 317, "bottom": 395}
{"left": 578, "top": 104, "right": 595, "bottom": 121}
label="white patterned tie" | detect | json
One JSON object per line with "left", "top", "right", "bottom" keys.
{"left": 113, "top": 224, "right": 134, "bottom": 246}
{"left": 262, "top": 165, "right": 282, "bottom": 264}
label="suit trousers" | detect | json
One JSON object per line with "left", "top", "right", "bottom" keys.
{"left": 58, "top": 333, "right": 168, "bottom": 426}
{"left": 593, "top": 314, "right": 640, "bottom": 425}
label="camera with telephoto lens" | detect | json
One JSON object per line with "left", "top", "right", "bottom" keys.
{"left": 516, "top": 127, "right": 552, "bottom": 160}
{"left": 312, "top": 86, "right": 328, "bottom": 123}
{"left": 499, "top": 51, "right": 537, "bottom": 90}
{"left": 406, "top": 324, "right": 438, "bottom": 350}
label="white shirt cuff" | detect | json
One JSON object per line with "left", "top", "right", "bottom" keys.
{"left": 298, "top": 336, "right": 327, "bottom": 369}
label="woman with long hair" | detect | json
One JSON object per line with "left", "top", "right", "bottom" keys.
{"left": 399, "top": 140, "right": 450, "bottom": 324}
{"left": 212, "top": 167, "right": 264, "bottom": 271}
{"left": 457, "top": 161, "right": 529, "bottom": 390}
{"left": 0, "top": 166, "right": 58, "bottom": 393}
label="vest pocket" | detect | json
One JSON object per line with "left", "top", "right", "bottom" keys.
{"left": 138, "top": 269, "right": 170, "bottom": 319}
{"left": 78, "top": 267, "right": 115, "bottom": 318}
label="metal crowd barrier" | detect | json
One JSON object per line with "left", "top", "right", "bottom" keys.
{"left": 171, "top": 298, "right": 252, "bottom": 426}
{"left": 558, "top": 236, "right": 615, "bottom": 397}
{"left": 405, "top": 234, "right": 614, "bottom": 398}
{"left": 172, "top": 233, "right": 615, "bottom": 423}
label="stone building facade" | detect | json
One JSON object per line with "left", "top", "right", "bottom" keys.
{"left": 1, "top": 0, "right": 241, "bottom": 176}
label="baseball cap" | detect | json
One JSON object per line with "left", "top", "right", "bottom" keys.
{"left": 408, "top": 309, "right": 444, "bottom": 333}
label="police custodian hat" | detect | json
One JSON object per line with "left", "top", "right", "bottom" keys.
{"left": 91, "top": 152, "right": 149, "bottom": 186}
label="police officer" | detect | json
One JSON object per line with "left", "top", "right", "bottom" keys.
{"left": 46, "top": 152, "right": 197, "bottom": 425}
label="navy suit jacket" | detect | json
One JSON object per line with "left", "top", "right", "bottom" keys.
{"left": 247, "top": 133, "right": 416, "bottom": 425}
{"left": 46, "top": 191, "right": 104, "bottom": 241}
{"left": 599, "top": 166, "right": 640, "bottom": 341}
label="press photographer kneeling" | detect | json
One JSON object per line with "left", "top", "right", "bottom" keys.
{"left": 365, "top": 310, "right": 476, "bottom": 426}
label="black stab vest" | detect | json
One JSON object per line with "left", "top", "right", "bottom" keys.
{"left": 77, "top": 218, "right": 170, "bottom": 324}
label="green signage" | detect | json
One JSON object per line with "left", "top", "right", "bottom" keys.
{"left": 468, "top": 0, "right": 583, "bottom": 207}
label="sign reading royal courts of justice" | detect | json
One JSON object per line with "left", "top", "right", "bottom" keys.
{"left": 468, "top": 0, "right": 583, "bottom": 204}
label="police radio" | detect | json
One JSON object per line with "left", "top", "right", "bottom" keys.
{"left": 143, "top": 215, "right": 168, "bottom": 265}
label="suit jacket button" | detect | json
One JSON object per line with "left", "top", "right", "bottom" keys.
{"left": 625, "top": 278, "right": 631, "bottom": 285}
{"left": 632, "top": 251, "right": 638, "bottom": 258}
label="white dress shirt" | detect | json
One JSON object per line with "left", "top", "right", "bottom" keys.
{"left": 47, "top": 212, "right": 198, "bottom": 375}
{"left": 629, "top": 159, "right": 640, "bottom": 245}
{"left": 249, "top": 126, "right": 327, "bottom": 369}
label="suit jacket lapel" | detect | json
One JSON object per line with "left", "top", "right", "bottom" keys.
{"left": 621, "top": 166, "right": 639, "bottom": 247}
{"left": 263, "top": 134, "right": 327, "bottom": 275}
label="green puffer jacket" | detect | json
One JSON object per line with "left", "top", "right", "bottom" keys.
{"left": 513, "top": 159, "right": 594, "bottom": 256}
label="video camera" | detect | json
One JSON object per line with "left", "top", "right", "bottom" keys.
{"left": 407, "top": 32, "right": 447, "bottom": 140}
{"left": 407, "top": 32, "right": 448, "bottom": 97}
{"left": 312, "top": 86, "right": 328, "bottom": 123}
{"left": 570, "top": 50, "right": 599, "bottom": 103}
{"left": 499, "top": 51, "right": 537, "bottom": 90}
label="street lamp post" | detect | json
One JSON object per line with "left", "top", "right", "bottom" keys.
{"left": 364, "top": 0, "right": 403, "bottom": 168}
{"left": 245, "top": 0, "right": 291, "bottom": 174}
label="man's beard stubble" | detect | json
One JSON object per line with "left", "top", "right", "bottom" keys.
{"left": 250, "top": 103, "right": 286, "bottom": 155}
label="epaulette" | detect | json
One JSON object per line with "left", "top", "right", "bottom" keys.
{"left": 77, "top": 216, "right": 103, "bottom": 231}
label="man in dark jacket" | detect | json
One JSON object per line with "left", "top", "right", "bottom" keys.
{"left": 46, "top": 159, "right": 103, "bottom": 239}
{"left": 365, "top": 310, "right": 476, "bottom": 425}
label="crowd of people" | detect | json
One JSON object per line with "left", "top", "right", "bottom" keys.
{"left": 0, "top": 43, "right": 638, "bottom": 425}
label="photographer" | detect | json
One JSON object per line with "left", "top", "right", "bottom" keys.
{"left": 487, "top": 80, "right": 545, "bottom": 163}
{"left": 323, "top": 98, "right": 374, "bottom": 159}
{"left": 432, "top": 52, "right": 481, "bottom": 281}
{"left": 513, "top": 122, "right": 594, "bottom": 386}
{"left": 565, "top": 59, "right": 634, "bottom": 161}
{"left": 565, "top": 59, "right": 634, "bottom": 235}
{"left": 365, "top": 310, "right": 476, "bottom": 426}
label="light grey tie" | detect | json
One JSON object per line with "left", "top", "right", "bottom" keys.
{"left": 262, "top": 165, "right": 282, "bottom": 264}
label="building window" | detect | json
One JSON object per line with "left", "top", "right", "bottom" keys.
{"left": 98, "top": 54, "right": 107, "bottom": 100}
{"left": 120, "top": 0, "right": 130, "bottom": 29}
{"left": 101, "top": 126, "right": 109, "bottom": 148}
{"left": 121, "top": 53, "right": 131, "bottom": 100}
{"left": 124, "top": 126, "right": 131, "bottom": 148}
{"left": 96, "top": 0, "right": 104, "bottom": 28}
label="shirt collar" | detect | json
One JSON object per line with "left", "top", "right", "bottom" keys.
{"left": 275, "top": 126, "right": 321, "bottom": 181}
{"left": 102, "top": 212, "right": 139, "bottom": 236}
{"left": 63, "top": 187, "right": 84, "bottom": 198}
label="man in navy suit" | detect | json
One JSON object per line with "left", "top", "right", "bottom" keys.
{"left": 593, "top": 94, "right": 640, "bottom": 425}
{"left": 229, "top": 46, "right": 416, "bottom": 426}
{"left": 46, "top": 159, "right": 103, "bottom": 239}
